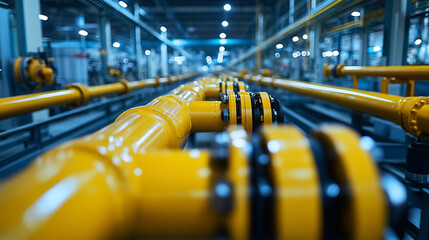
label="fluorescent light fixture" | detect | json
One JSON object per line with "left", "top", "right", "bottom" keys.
{"left": 145, "top": 50, "right": 151, "bottom": 55}
{"left": 326, "top": 51, "right": 333, "bottom": 57}
{"left": 292, "top": 52, "right": 298, "bottom": 58}
{"left": 220, "top": 39, "right": 227, "bottom": 44}
{"left": 222, "top": 20, "right": 229, "bottom": 27}
{"left": 333, "top": 50, "right": 339, "bottom": 56}
{"left": 39, "top": 14, "right": 48, "bottom": 21}
{"left": 224, "top": 4, "right": 231, "bottom": 11}
{"left": 78, "top": 30, "right": 88, "bottom": 37}
{"left": 415, "top": 39, "right": 422, "bottom": 45}
{"left": 219, "top": 33, "right": 226, "bottom": 39}
{"left": 113, "top": 42, "right": 120, "bottom": 48}
{"left": 219, "top": 46, "right": 225, "bottom": 51}
{"left": 301, "top": 51, "right": 307, "bottom": 56}
{"left": 302, "top": 34, "right": 308, "bottom": 40}
{"left": 160, "top": 26, "right": 167, "bottom": 32}
{"left": 276, "top": 43, "right": 283, "bottom": 49}
{"left": 351, "top": 11, "right": 360, "bottom": 17}
{"left": 119, "top": 1, "right": 127, "bottom": 8}
{"left": 292, "top": 36, "right": 299, "bottom": 42}
{"left": 373, "top": 46, "right": 381, "bottom": 52}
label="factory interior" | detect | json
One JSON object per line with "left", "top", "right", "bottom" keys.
{"left": 1, "top": 0, "right": 429, "bottom": 239}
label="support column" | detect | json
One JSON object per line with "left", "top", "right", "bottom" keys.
{"left": 134, "top": 2, "right": 143, "bottom": 80}
{"left": 161, "top": 32, "right": 168, "bottom": 76}
{"left": 310, "top": 22, "right": 322, "bottom": 83}
{"left": 15, "top": 0, "right": 43, "bottom": 55}
{"left": 99, "top": 13, "right": 112, "bottom": 82}
{"left": 255, "top": 3, "right": 263, "bottom": 73}
{"left": 289, "top": 0, "right": 294, "bottom": 24}
{"left": 383, "top": 0, "right": 411, "bottom": 94}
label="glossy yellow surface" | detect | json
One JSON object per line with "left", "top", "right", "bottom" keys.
{"left": 228, "top": 92, "right": 238, "bottom": 125}
{"left": 0, "top": 73, "right": 197, "bottom": 120}
{"left": 238, "top": 92, "right": 253, "bottom": 133}
{"left": 262, "top": 126, "right": 322, "bottom": 239}
{"left": 226, "top": 127, "right": 250, "bottom": 240}
{"left": 313, "top": 125, "right": 386, "bottom": 240}
{"left": 243, "top": 74, "right": 429, "bottom": 138}
{"left": 324, "top": 64, "right": 429, "bottom": 79}
{"left": 259, "top": 92, "right": 272, "bottom": 125}
{"left": 187, "top": 101, "right": 228, "bottom": 132}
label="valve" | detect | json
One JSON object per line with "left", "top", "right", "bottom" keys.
{"left": 13, "top": 56, "right": 55, "bottom": 90}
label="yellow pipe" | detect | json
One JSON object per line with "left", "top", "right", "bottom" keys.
{"left": 324, "top": 64, "right": 429, "bottom": 80}
{"left": 0, "top": 73, "right": 197, "bottom": 120}
{"left": 242, "top": 74, "right": 429, "bottom": 138}
{"left": 187, "top": 101, "right": 228, "bottom": 132}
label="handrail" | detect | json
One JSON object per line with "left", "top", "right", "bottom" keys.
{"left": 238, "top": 73, "right": 429, "bottom": 139}
{"left": 0, "top": 73, "right": 197, "bottom": 120}
{"left": 323, "top": 64, "right": 429, "bottom": 96}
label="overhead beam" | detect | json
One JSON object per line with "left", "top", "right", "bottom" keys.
{"left": 151, "top": 6, "right": 256, "bottom": 14}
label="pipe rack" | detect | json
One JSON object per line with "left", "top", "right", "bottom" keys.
{"left": 0, "top": 75, "right": 399, "bottom": 239}
{"left": 0, "top": 73, "right": 197, "bottom": 120}
{"left": 238, "top": 73, "right": 429, "bottom": 139}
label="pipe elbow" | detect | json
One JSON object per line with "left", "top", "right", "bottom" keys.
{"left": 398, "top": 97, "right": 429, "bottom": 139}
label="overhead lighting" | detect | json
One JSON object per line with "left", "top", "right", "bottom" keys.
{"left": 219, "top": 46, "right": 225, "bottom": 51}
{"left": 292, "top": 36, "right": 299, "bottom": 42}
{"left": 224, "top": 4, "right": 231, "bottom": 11}
{"left": 275, "top": 52, "right": 280, "bottom": 58}
{"left": 39, "top": 14, "right": 48, "bottom": 21}
{"left": 292, "top": 52, "right": 298, "bottom": 58}
{"left": 78, "top": 30, "right": 88, "bottom": 36}
{"left": 415, "top": 39, "right": 422, "bottom": 45}
{"left": 326, "top": 51, "right": 333, "bottom": 57}
{"left": 276, "top": 43, "right": 283, "bottom": 49}
{"left": 219, "top": 33, "right": 226, "bottom": 39}
{"left": 373, "top": 46, "right": 381, "bottom": 52}
{"left": 301, "top": 51, "right": 307, "bottom": 56}
{"left": 220, "top": 39, "right": 227, "bottom": 44}
{"left": 333, "top": 50, "right": 339, "bottom": 56}
{"left": 160, "top": 26, "right": 167, "bottom": 32}
{"left": 351, "top": 11, "right": 360, "bottom": 17}
{"left": 202, "top": 65, "right": 209, "bottom": 71}
{"left": 119, "top": 1, "right": 127, "bottom": 8}
{"left": 222, "top": 20, "right": 229, "bottom": 27}
{"left": 113, "top": 42, "right": 120, "bottom": 48}
{"left": 145, "top": 50, "right": 151, "bottom": 55}
{"left": 302, "top": 34, "right": 308, "bottom": 40}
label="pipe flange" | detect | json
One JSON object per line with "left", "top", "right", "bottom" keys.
{"left": 66, "top": 83, "right": 90, "bottom": 107}
{"left": 118, "top": 79, "right": 131, "bottom": 94}
{"left": 332, "top": 63, "right": 345, "bottom": 78}
{"left": 403, "top": 97, "right": 429, "bottom": 139}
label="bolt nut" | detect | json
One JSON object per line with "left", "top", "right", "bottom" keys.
{"left": 221, "top": 109, "right": 230, "bottom": 122}
{"left": 220, "top": 93, "right": 229, "bottom": 103}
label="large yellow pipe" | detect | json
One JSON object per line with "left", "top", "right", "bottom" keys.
{"left": 0, "top": 73, "right": 197, "bottom": 120}
{"left": 0, "top": 77, "right": 230, "bottom": 239}
{"left": 242, "top": 75, "right": 429, "bottom": 139}
{"left": 324, "top": 64, "right": 429, "bottom": 79}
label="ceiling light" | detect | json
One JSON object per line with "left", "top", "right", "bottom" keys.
{"left": 222, "top": 20, "right": 229, "bottom": 27}
{"left": 145, "top": 50, "right": 151, "bottom": 55}
{"left": 78, "top": 30, "right": 88, "bottom": 36}
{"left": 224, "top": 4, "right": 231, "bottom": 11}
{"left": 276, "top": 43, "right": 283, "bottom": 49}
{"left": 333, "top": 50, "right": 339, "bottom": 56}
{"left": 219, "top": 46, "right": 225, "bottom": 51}
{"left": 373, "top": 46, "right": 381, "bottom": 52}
{"left": 113, "top": 42, "right": 120, "bottom": 48}
{"left": 292, "top": 36, "right": 299, "bottom": 42}
{"left": 326, "top": 51, "right": 333, "bottom": 57}
{"left": 119, "top": 1, "right": 127, "bottom": 8}
{"left": 415, "top": 39, "right": 422, "bottom": 45}
{"left": 220, "top": 39, "right": 227, "bottom": 44}
{"left": 351, "top": 11, "right": 360, "bottom": 17}
{"left": 275, "top": 52, "right": 280, "bottom": 58}
{"left": 160, "top": 26, "right": 167, "bottom": 32}
{"left": 39, "top": 14, "right": 48, "bottom": 21}
{"left": 302, "top": 34, "right": 308, "bottom": 40}
{"left": 219, "top": 33, "right": 226, "bottom": 39}
{"left": 202, "top": 65, "right": 208, "bottom": 71}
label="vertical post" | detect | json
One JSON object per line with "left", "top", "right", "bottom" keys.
{"left": 255, "top": 3, "right": 263, "bottom": 74}
{"left": 99, "top": 13, "right": 112, "bottom": 82}
{"left": 383, "top": 0, "right": 411, "bottom": 95}
{"left": 134, "top": 2, "right": 143, "bottom": 80}
{"left": 310, "top": 22, "right": 321, "bottom": 83}
{"left": 0, "top": 8, "right": 12, "bottom": 98}
{"left": 15, "top": 0, "right": 43, "bottom": 55}
{"left": 161, "top": 32, "right": 168, "bottom": 76}
{"left": 289, "top": 0, "right": 294, "bottom": 24}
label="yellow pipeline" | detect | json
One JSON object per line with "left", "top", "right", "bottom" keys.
{"left": 0, "top": 76, "right": 235, "bottom": 239}
{"left": 324, "top": 64, "right": 429, "bottom": 79}
{"left": 0, "top": 73, "right": 197, "bottom": 120}
{"left": 241, "top": 74, "right": 429, "bottom": 139}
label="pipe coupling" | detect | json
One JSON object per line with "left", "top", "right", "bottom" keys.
{"left": 66, "top": 83, "right": 90, "bottom": 107}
